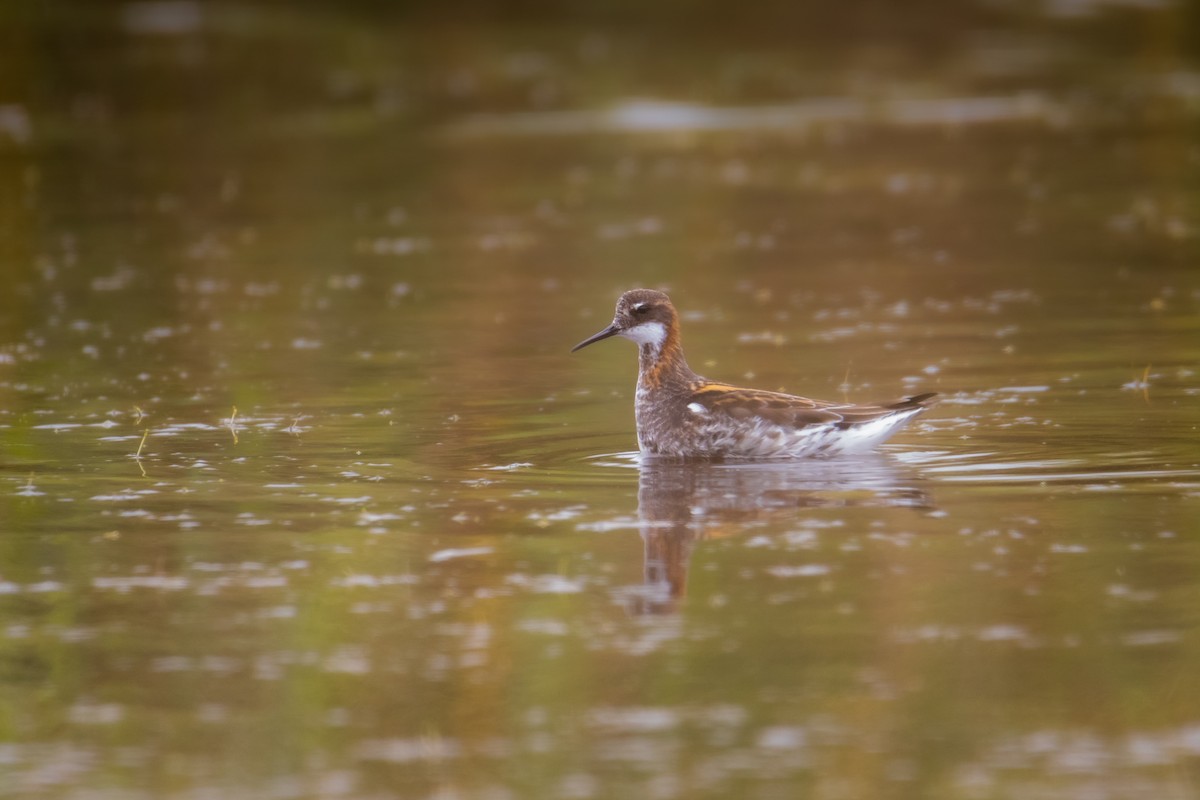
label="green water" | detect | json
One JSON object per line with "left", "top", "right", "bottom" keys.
{"left": 2, "top": 3, "right": 1200, "bottom": 799}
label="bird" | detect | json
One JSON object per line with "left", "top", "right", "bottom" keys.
{"left": 572, "top": 288, "right": 937, "bottom": 459}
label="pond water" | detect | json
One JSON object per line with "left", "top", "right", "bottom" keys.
{"left": 2, "top": 3, "right": 1199, "bottom": 799}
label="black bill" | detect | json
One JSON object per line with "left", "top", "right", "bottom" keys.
{"left": 571, "top": 322, "right": 621, "bottom": 352}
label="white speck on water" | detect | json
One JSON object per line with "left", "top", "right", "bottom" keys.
{"left": 795, "top": 518, "right": 845, "bottom": 529}
{"left": 91, "top": 490, "right": 159, "bottom": 501}
{"left": 781, "top": 530, "right": 819, "bottom": 548}
{"left": 197, "top": 704, "right": 229, "bottom": 724}
{"left": 332, "top": 574, "right": 419, "bottom": 588}
{"left": 736, "top": 331, "right": 786, "bottom": 345}
{"left": 69, "top": 702, "right": 125, "bottom": 725}
{"left": 757, "top": 726, "right": 808, "bottom": 750}
{"left": 324, "top": 646, "right": 371, "bottom": 675}
{"left": 355, "top": 737, "right": 461, "bottom": 763}
{"left": 1107, "top": 584, "right": 1158, "bottom": 602}
{"left": 766, "top": 564, "right": 831, "bottom": 578}
{"left": 576, "top": 516, "right": 640, "bottom": 532}
{"left": 350, "top": 602, "right": 391, "bottom": 614}
{"left": 90, "top": 267, "right": 135, "bottom": 292}
{"left": 1122, "top": 630, "right": 1181, "bottom": 647}
{"left": 244, "top": 281, "right": 280, "bottom": 297}
{"left": 518, "top": 619, "right": 570, "bottom": 636}
{"left": 528, "top": 505, "right": 586, "bottom": 522}
{"left": 429, "top": 547, "right": 493, "bottom": 563}
{"left": 243, "top": 575, "right": 287, "bottom": 588}
{"left": 506, "top": 574, "right": 585, "bottom": 594}
{"left": 367, "top": 237, "right": 429, "bottom": 257}
{"left": 24, "top": 581, "right": 65, "bottom": 593}
{"left": 588, "top": 706, "right": 679, "bottom": 732}
{"left": 892, "top": 625, "right": 963, "bottom": 643}
{"left": 93, "top": 576, "right": 188, "bottom": 591}
{"left": 358, "top": 511, "right": 404, "bottom": 524}
{"left": 977, "top": 625, "right": 1030, "bottom": 642}
{"left": 327, "top": 274, "right": 363, "bottom": 290}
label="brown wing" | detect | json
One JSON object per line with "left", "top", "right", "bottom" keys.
{"left": 689, "top": 384, "right": 937, "bottom": 430}
{"left": 687, "top": 382, "right": 844, "bottom": 428}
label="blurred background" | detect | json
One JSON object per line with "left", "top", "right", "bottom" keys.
{"left": 2, "top": 0, "right": 1197, "bottom": 426}
{"left": 1, "top": 2, "right": 1199, "bottom": 799}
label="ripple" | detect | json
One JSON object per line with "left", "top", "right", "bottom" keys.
{"left": 896, "top": 447, "right": 1200, "bottom": 486}
{"left": 443, "top": 95, "right": 1064, "bottom": 139}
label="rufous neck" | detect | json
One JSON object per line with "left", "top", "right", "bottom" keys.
{"left": 638, "top": 327, "right": 696, "bottom": 388}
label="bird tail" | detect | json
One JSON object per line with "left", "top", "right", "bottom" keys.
{"left": 886, "top": 392, "right": 938, "bottom": 411}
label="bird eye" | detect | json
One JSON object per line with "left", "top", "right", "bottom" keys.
{"left": 632, "top": 304, "right": 649, "bottom": 316}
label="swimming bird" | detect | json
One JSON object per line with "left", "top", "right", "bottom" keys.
{"left": 572, "top": 289, "right": 937, "bottom": 458}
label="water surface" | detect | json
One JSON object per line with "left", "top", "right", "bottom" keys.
{"left": 2, "top": 3, "right": 1199, "bottom": 798}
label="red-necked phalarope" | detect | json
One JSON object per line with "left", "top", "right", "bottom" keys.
{"left": 572, "top": 289, "right": 937, "bottom": 459}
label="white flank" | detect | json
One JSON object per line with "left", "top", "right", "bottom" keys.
{"left": 661, "top": 406, "right": 925, "bottom": 459}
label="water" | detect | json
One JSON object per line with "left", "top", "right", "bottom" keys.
{"left": 2, "top": 3, "right": 1200, "bottom": 798}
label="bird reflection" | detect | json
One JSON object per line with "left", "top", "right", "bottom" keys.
{"left": 626, "top": 455, "right": 934, "bottom": 615}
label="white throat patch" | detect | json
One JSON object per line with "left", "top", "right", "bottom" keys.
{"left": 619, "top": 321, "right": 667, "bottom": 350}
